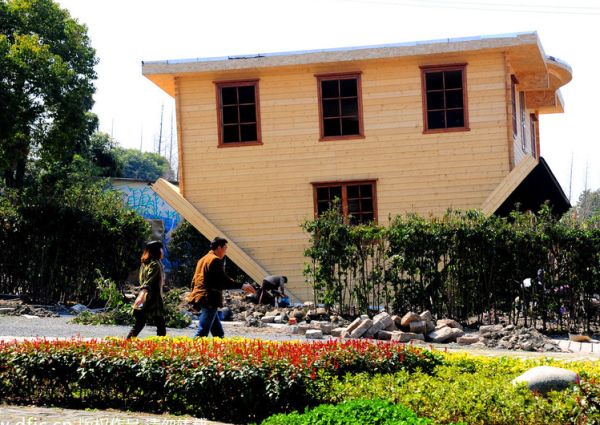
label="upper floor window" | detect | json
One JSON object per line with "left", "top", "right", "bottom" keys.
{"left": 530, "top": 113, "right": 538, "bottom": 158}
{"left": 511, "top": 75, "right": 519, "bottom": 139}
{"left": 316, "top": 73, "right": 364, "bottom": 140}
{"left": 421, "top": 64, "right": 469, "bottom": 133}
{"left": 519, "top": 91, "right": 527, "bottom": 152}
{"left": 216, "top": 80, "right": 261, "bottom": 147}
{"left": 313, "top": 180, "right": 376, "bottom": 224}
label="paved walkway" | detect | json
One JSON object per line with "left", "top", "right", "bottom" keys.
{"left": 0, "top": 405, "right": 228, "bottom": 424}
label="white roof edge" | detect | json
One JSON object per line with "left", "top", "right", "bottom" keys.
{"left": 142, "top": 31, "right": 539, "bottom": 75}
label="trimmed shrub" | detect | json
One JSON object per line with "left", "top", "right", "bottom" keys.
{"left": 0, "top": 338, "right": 439, "bottom": 423}
{"left": 260, "top": 399, "right": 438, "bottom": 425}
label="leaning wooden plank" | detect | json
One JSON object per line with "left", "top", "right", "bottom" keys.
{"left": 151, "top": 178, "right": 270, "bottom": 285}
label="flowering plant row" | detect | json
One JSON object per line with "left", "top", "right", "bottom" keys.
{"left": 0, "top": 337, "right": 441, "bottom": 423}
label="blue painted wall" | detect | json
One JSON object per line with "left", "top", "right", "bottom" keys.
{"left": 111, "top": 178, "right": 182, "bottom": 272}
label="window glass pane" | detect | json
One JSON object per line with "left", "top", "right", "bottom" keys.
{"left": 341, "top": 98, "right": 358, "bottom": 116}
{"left": 360, "top": 184, "right": 372, "bottom": 197}
{"left": 428, "top": 111, "right": 445, "bottom": 129}
{"left": 361, "top": 213, "right": 374, "bottom": 223}
{"left": 223, "top": 125, "right": 239, "bottom": 143}
{"left": 348, "top": 199, "right": 360, "bottom": 213}
{"left": 445, "top": 90, "right": 463, "bottom": 109}
{"left": 221, "top": 87, "right": 237, "bottom": 105}
{"left": 239, "top": 105, "right": 256, "bottom": 123}
{"left": 341, "top": 117, "right": 359, "bottom": 135}
{"left": 426, "top": 92, "right": 444, "bottom": 110}
{"left": 339, "top": 78, "right": 358, "bottom": 97}
{"left": 324, "top": 118, "right": 341, "bottom": 137}
{"left": 222, "top": 106, "right": 238, "bottom": 124}
{"left": 322, "top": 99, "right": 340, "bottom": 118}
{"left": 361, "top": 198, "right": 373, "bottom": 212}
{"left": 317, "top": 201, "right": 330, "bottom": 214}
{"left": 321, "top": 80, "right": 339, "bottom": 98}
{"left": 347, "top": 185, "right": 359, "bottom": 198}
{"left": 316, "top": 187, "right": 329, "bottom": 201}
{"left": 238, "top": 85, "right": 255, "bottom": 104}
{"left": 330, "top": 186, "right": 342, "bottom": 201}
{"left": 240, "top": 124, "right": 257, "bottom": 142}
{"left": 446, "top": 109, "right": 464, "bottom": 128}
{"left": 425, "top": 72, "right": 443, "bottom": 90}
{"left": 444, "top": 71, "right": 463, "bottom": 89}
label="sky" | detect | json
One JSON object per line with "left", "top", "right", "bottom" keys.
{"left": 56, "top": 0, "right": 600, "bottom": 202}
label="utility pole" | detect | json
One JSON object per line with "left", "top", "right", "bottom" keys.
{"left": 157, "top": 104, "right": 164, "bottom": 155}
{"left": 568, "top": 152, "right": 574, "bottom": 203}
{"left": 169, "top": 108, "right": 174, "bottom": 180}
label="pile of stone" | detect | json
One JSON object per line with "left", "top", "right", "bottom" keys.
{"left": 458, "top": 324, "right": 563, "bottom": 352}
{"left": 294, "top": 310, "right": 466, "bottom": 343}
{"left": 0, "top": 299, "right": 60, "bottom": 318}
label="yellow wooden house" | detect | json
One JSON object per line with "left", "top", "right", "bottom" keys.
{"left": 143, "top": 32, "right": 571, "bottom": 301}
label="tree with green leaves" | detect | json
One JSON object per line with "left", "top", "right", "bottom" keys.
{"left": 0, "top": 0, "right": 97, "bottom": 189}
{"left": 115, "top": 147, "right": 170, "bottom": 181}
{"left": 576, "top": 189, "right": 600, "bottom": 221}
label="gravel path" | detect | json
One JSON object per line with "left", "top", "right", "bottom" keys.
{"left": 0, "top": 314, "right": 300, "bottom": 341}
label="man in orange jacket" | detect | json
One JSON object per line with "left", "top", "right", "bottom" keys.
{"left": 188, "top": 236, "right": 255, "bottom": 337}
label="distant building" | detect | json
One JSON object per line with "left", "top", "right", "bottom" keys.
{"left": 111, "top": 178, "right": 182, "bottom": 271}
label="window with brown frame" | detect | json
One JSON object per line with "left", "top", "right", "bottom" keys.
{"left": 216, "top": 80, "right": 261, "bottom": 146}
{"left": 519, "top": 91, "right": 527, "bottom": 151}
{"left": 511, "top": 75, "right": 518, "bottom": 138}
{"left": 317, "top": 73, "right": 363, "bottom": 140}
{"left": 530, "top": 113, "right": 538, "bottom": 158}
{"left": 421, "top": 64, "right": 468, "bottom": 132}
{"left": 313, "top": 181, "right": 376, "bottom": 224}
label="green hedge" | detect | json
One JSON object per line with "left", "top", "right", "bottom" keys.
{"left": 260, "top": 399, "right": 441, "bottom": 425}
{"left": 318, "top": 355, "right": 598, "bottom": 425}
{"left": 0, "top": 338, "right": 440, "bottom": 423}
{"left": 303, "top": 206, "right": 600, "bottom": 332}
{"left": 0, "top": 181, "right": 149, "bottom": 303}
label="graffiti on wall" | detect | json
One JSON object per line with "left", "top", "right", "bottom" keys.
{"left": 113, "top": 181, "right": 182, "bottom": 271}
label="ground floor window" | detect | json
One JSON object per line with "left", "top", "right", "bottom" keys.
{"left": 312, "top": 180, "right": 377, "bottom": 224}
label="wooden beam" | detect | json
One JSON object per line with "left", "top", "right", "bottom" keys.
{"left": 151, "top": 178, "right": 271, "bottom": 285}
{"left": 481, "top": 156, "right": 538, "bottom": 215}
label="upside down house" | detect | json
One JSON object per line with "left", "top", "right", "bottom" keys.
{"left": 142, "top": 32, "right": 571, "bottom": 301}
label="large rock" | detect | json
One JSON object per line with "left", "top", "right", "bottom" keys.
{"left": 331, "top": 327, "right": 346, "bottom": 338}
{"left": 419, "top": 310, "right": 433, "bottom": 321}
{"left": 428, "top": 326, "right": 464, "bottom": 343}
{"left": 479, "top": 324, "right": 504, "bottom": 335}
{"left": 425, "top": 320, "right": 436, "bottom": 333}
{"left": 512, "top": 366, "right": 579, "bottom": 394}
{"left": 391, "top": 315, "right": 402, "bottom": 327}
{"left": 436, "top": 319, "right": 463, "bottom": 330}
{"left": 391, "top": 331, "right": 425, "bottom": 343}
{"left": 350, "top": 319, "right": 373, "bottom": 338}
{"left": 305, "top": 329, "right": 324, "bottom": 339}
{"left": 70, "top": 304, "right": 89, "bottom": 315}
{"left": 341, "top": 317, "right": 363, "bottom": 338}
{"left": 373, "top": 312, "right": 394, "bottom": 329}
{"left": 400, "top": 312, "right": 421, "bottom": 327}
{"left": 409, "top": 320, "right": 426, "bottom": 334}
{"left": 376, "top": 330, "right": 394, "bottom": 340}
{"left": 365, "top": 320, "right": 385, "bottom": 338}
{"left": 457, "top": 335, "right": 480, "bottom": 345}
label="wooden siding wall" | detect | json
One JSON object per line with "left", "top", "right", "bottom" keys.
{"left": 510, "top": 65, "right": 536, "bottom": 168}
{"left": 177, "top": 52, "right": 511, "bottom": 301}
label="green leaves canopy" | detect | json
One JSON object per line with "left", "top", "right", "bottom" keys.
{"left": 0, "top": 0, "right": 97, "bottom": 188}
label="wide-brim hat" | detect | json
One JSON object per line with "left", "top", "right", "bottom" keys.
{"left": 145, "top": 240, "right": 163, "bottom": 249}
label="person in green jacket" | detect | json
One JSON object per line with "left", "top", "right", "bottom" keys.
{"left": 126, "top": 240, "right": 166, "bottom": 339}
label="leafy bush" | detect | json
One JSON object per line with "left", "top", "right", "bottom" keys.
{"left": 71, "top": 273, "right": 191, "bottom": 328}
{"left": 303, "top": 206, "right": 600, "bottom": 332}
{"left": 260, "top": 399, "right": 438, "bottom": 425}
{"left": 320, "top": 354, "right": 599, "bottom": 425}
{"left": 0, "top": 180, "right": 149, "bottom": 303}
{"left": 0, "top": 338, "right": 438, "bottom": 423}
